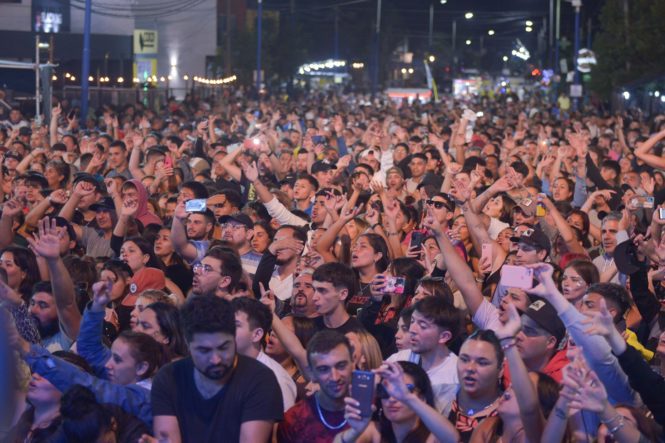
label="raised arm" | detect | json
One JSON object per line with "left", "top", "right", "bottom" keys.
{"left": 128, "top": 136, "right": 146, "bottom": 180}
{"left": 496, "top": 304, "right": 546, "bottom": 442}
{"left": 28, "top": 217, "right": 81, "bottom": 340}
{"left": 49, "top": 104, "right": 61, "bottom": 146}
{"left": 170, "top": 202, "right": 199, "bottom": 263}
{"left": 540, "top": 195, "right": 586, "bottom": 255}
{"left": 634, "top": 129, "right": 665, "bottom": 169}
{"left": 0, "top": 199, "right": 22, "bottom": 249}
{"left": 423, "top": 206, "right": 485, "bottom": 316}
{"left": 220, "top": 142, "right": 246, "bottom": 182}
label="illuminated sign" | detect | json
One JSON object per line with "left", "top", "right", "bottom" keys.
{"left": 32, "top": 0, "right": 69, "bottom": 33}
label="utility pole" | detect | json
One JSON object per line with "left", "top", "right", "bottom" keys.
{"left": 256, "top": 0, "right": 262, "bottom": 93}
{"left": 554, "top": 0, "right": 560, "bottom": 73}
{"left": 428, "top": 2, "right": 434, "bottom": 48}
{"left": 572, "top": 0, "right": 581, "bottom": 111}
{"left": 80, "top": 0, "right": 92, "bottom": 126}
{"left": 371, "top": 0, "right": 381, "bottom": 97}
{"left": 549, "top": 0, "right": 554, "bottom": 68}
{"left": 225, "top": 0, "right": 232, "bottom": 74}
{"left": 35, "top": 36, "right": 40, "bottom": 122}
{"left": 334, "top": 6, "right": 339, "bottom": 60}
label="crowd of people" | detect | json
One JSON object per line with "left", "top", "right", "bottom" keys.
{"left": 0, "top": 86, "right": 664, "bottom": 442}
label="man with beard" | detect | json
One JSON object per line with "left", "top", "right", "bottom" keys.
{"left": 26, "top": 217, "right": 83, "bottom": 352}
{"left": 276, "top": 330, "right": 353, "bottom": 443}
{"left": 219, "top": 213, "right": 261, "bottom": 276}
{"left": 192, "top": 247, "right": 243, "bottom": 298}
{"left": 151, "top": 295, "right": 283, "bottom": 443}
{"left": 592, "top": 212, "right": 624, "bottom": 285}
{"left": 171, "top": 200, "right": 215, "bottom": 265}
{"left": 290, "top": 269, "right": 318, "bottom": 318}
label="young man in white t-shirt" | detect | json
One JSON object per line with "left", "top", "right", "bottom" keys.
{"left": 232, "top": 296, "right": 297, "bottom": 411}
{"left": 387, "top": 296, "right": 461, "bottom": 415}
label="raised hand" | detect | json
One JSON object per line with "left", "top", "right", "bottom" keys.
{"left": 174, "top": 201, "right": 188, "bottom": 221}
{"left": 1, "top": 198, "right": 23, "bottom": 218}
{"left": 120, "top": 199, "right": 139, "bottom": 218}
{"left": 374, "top": 361, "right": 413, "bottom": 403}
{"left": 73, "top": 180, "right": 96, "bottom": 198}
{"left": 48, "top": 189, "right": 68, "bottom": 205}
{"left": 495, "top": 302, "right": 522, "bottom": 340}
{"left": 91, "top": 278, "right": 114, "bottom": 312}
{"left": 242, "top": 161, "right": 259, "bottom": 182}
{"left": 259, "top": 282, "right": 276, "bottom": 314}
{"left": 27, "top": 217, "right": 62, "bottom": 260}
{"left": 524, "top": 262, "right": 556, "bottom": 298}
{"left": 580, "top": 297, "right": 614, "bottom": 338}
{"left": 422, "top": 205, "right": 443, "bottom": 233}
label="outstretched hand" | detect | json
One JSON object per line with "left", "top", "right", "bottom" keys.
{"left": 27, "top": 217, "right": 62, "bottom": 260}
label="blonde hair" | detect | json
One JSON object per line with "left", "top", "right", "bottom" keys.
{"left": 356, "top": 330, "right": 383, "bottom": 370}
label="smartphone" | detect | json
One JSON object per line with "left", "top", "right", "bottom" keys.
{"left": 185, "top": 199, "right": 207, "bottom": 212}
{"left": 500, "top": 265, "right": 534, "bottom": 290}
{"left": 410, "top": 231, "right": 425, "bottom": 251}
{"left": 163, "top": 155, "right": 173, "bottom": 169}
{"left": 351, "top": 370, "right": 375, "bottom": 418}
{"left": 481, "top": 243, "right": 492, "bottom": 264}
{"left": 227, "top": 143, "right": 242, "bottom": 154}
{"left": 383, "top": 277, "right": 406, "bottom": 294}
{"left": 659, "top": 208, "right": 665, "bottom": 220}
{"left": 312, "top": 135, "right": 325, "bottom": 144}
{"left": 631, "top": 196, "right": 655, "bottom": 209}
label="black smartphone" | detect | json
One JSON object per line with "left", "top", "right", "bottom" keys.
{"left": 410, "top": 231, "right": 425, "bottom": 251}
{"left": 351, "top": 370, "right": 375, "bottom": 418}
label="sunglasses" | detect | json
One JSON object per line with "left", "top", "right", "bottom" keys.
{"left": 426, "top": 199, "right": 451, "bottom": 211}
{"left": 513, "top": 227, "right": 535, "bottom": 237}
{"left": 376, "top": 382, "right": 416, "bottom": 399}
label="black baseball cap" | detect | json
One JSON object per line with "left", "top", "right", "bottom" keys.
{"left": 522, "top": 299, "right": 566, "bottom": 345}
{"left": 73, "top": 172, "right": 105, "bottom": 192}
{"left": 89, "top": 196, "right": 115, "bottom": 212}
{"left": 311, "top": 160, "right": 337, "bottom": 175}
{"left": 219, "top": 213, "right": 254, "bottom": 229}
{"left": 510, "top": 227, "right": 551, "bottom": 256}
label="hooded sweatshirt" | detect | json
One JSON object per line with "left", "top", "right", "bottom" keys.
{"left": 126, "top": 179, "right": 162, "bottom": 227}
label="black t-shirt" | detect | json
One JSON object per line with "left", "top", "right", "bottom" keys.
{"left": 151, "top": 355, "right": 284, "bottom": 443}
{"left": 313, "top": 315, "right": 365, "bottom": 335}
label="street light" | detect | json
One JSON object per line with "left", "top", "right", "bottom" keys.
{"left": 525, "top": 26, "right": 533, "bottom": 32}
{"left": 502, "top": 55, "right": 508, "bottom": 62}
{"left": 465, "top": 39, "right": 471, "bottom": 45}
{"left": 428, "top": 55, "right": 435, "bottom": 62}
{"left": 401, "top": 68, "right": 407, "bottom": 74}
{"left": 464, "top": 12, "right": 473, "bottom": 19}
{"left": 487, "top": 29, "right": 495, "bottom": 36}
{"left": 408, "top": 68, "right": 414, "bottom": 74}
{"left": 526, "top": 20, "right": 533, "bottom": 26}
{"left": 440, "top": 0, "right": 447, "bottom": 3}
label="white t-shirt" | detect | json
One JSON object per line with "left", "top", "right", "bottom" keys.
{"left": 257, "top": 351, "right": 297, "bottom": 411}
{"left": 269, "top": 272, "right": 294, "bottom": 301}
{"left": 386, "top": 349, "right": 459, "bottom": 416}
{"left": 472, "top": 298, "right": 502, "bottom": 332}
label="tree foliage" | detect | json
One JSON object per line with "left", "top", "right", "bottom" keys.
{"left": 592, "top": 0, "right": 665, "bottom": 97}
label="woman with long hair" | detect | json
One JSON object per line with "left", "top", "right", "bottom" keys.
{"left": 0, "top": 246, "right": 40, "bottom": 303}
{"left": 133, "top": 301, "right": 188, "bottom": 360}
{"left": 336, "top": 361, "right": 460, "bottom": 443}
{"left": 559, "top": 259, "right": 599, "bottom": 308}
{"left": 153, "top": 226, "right": 192, "bottom": 295}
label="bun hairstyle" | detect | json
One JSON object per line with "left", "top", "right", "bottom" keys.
{"left": 60, "top": 385, "right": 113, "bottom": 443}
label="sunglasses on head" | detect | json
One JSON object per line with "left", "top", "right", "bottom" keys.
{"left": 376, "top": 382, "right": 416, "bottom": 400}
{"left": 513, "top": 227, "right": 535, "bottom": 237}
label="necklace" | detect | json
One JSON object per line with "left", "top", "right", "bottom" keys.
{"left": 463, "top": 398, "right": 497, "bottom": 416}
{"left": 314, "top": 395, "right": 347, "bottom": 430}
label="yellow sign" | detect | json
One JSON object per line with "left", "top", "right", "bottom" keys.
{"left": 133, "top": 29, "right": 158, "bottom": 55}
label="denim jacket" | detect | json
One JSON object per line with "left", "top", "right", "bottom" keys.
{"left": 24, "top": 344, "right": 153, "bottom": 427}
{"left": 77, "top": 306, "right": 112, "bottom": 379}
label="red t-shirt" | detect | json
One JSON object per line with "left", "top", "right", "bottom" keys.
{"left": 276, "top": 396, "right": 349, "bottom": 443}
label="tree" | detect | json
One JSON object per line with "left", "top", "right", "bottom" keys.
{"left": 591, "top": 0, "right": 665, "bottom": 98}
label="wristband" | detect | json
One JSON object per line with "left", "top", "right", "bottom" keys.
{"left": 501, "top": 340, "right": 516, "bottom": 351}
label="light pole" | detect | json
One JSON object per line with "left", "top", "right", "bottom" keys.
{"left": 428, "top": 2, "right": 434, "bottom": 48}
{"left": 80, "top": 0, "right": 92, "bottom": 126}
{"left": 371, "top": 0, "right": 382, "bottom": 98}
{"left": 256, "top": 0, "right": 263, "bottom": 93}
{"left": 572, "top": 0, "right": 581, "bottom": 110}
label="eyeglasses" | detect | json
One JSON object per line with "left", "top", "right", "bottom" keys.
{"left": 513, "top": 227, "right": 535, "bottom": 238}
{"left": 426, "top": 199, "right": 450, "bottom": 211}
{"left": 376, "top": 382, "right": 416, "bottom": 399}
{"left": 221, "top": 223, "right": 246, "bottom": 230}
{"left": 193, "top": 263, "right": 221, "bottom": 275}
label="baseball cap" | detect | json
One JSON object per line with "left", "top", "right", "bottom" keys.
{"left": 513, "top": 198, "right": 536, "bottom": 217}
{"left": 5, "top": 150, "right": 22, "bottom": 162}
{"left": 129, "top": 267, "right": 166, "bottom": 295}
{"left": 613, "top": 239, "right": 641, "bottom": 275}
{"left": 219, "top": 213, "right": 254, "bottom": 229}
{"left": 522, "top": 299, "right": 566, "bottom": 345}
{"left": 23, "top": 172, "right": 49, "bottom": 189}
{"left": 510, "top": 227, "right": 551, "bottom": 255}
{"left": 385, "top": 166, "right": 404, "bottom": 178}
{"left": 18, "top": 127, "right": 32, "bottom": 137}
{"left": 311, "top": 160, "right": 337, "bottom": 175}
{"left": 89, "top": 196, "right": 115, "bottom": 212}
